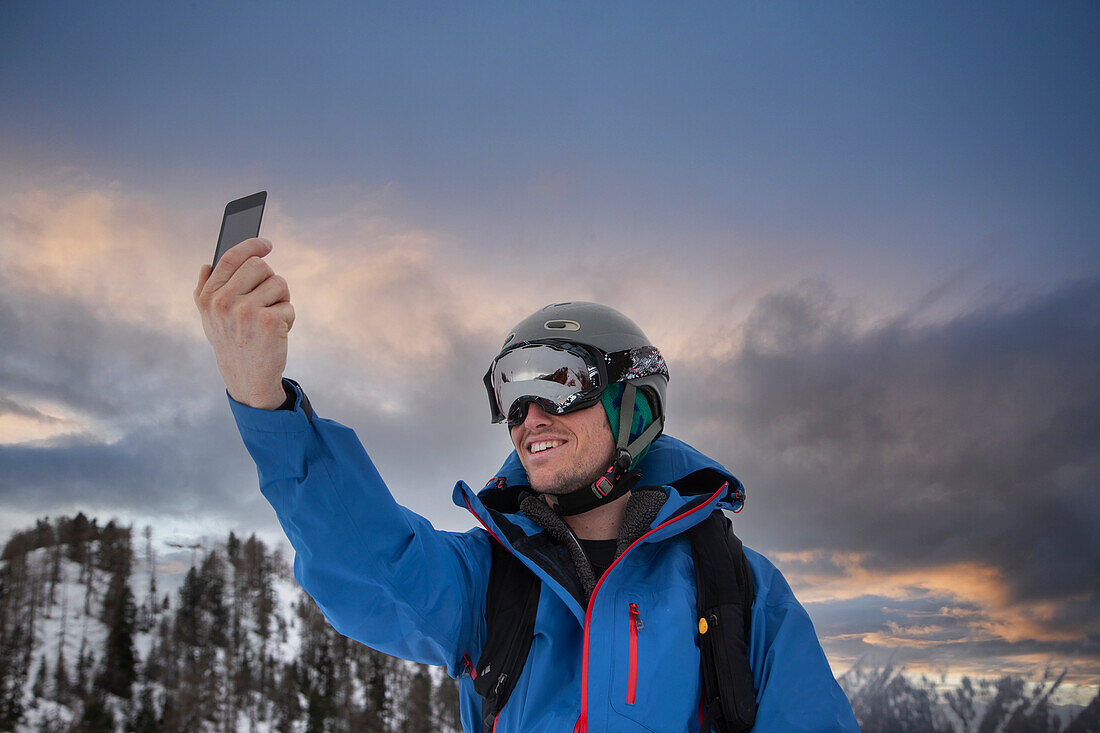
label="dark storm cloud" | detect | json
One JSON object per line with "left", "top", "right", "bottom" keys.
{"left": 675, "top": 277, "right": 1100, "bottom": 607}
{"left": 0, "top": 408, "right": 256, "bottom": 516}
{"left": 0, "top": 395, "right": 60, "bottom": 421}
{"left": 0, "top": 287, "right": 202, "bottom": 419}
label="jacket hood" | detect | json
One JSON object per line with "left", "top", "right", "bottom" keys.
{"left": 476, "top": 433, "right": 745, "bottom": 514}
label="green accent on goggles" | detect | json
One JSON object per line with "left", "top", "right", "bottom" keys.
{"left": 600, "top": 383, "right": 654, "bottom": 468}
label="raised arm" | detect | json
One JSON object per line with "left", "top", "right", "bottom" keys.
{"left": 195, "top": 240, "right": 488, "bottom": 673}
{"left": 230, "top": 392, "right": 489, "bottom": 673}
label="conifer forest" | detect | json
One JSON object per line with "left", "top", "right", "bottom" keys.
{"left": 0, "top": 516, "right": 1096, "bottom": 732}
{"left": 0, "top": 516, "right": 458, "bottom": 732}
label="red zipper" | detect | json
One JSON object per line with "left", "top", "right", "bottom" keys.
{"left": 572, "top": 482, "right": 728, "bottom": 733}
{"left": 627, "top": 603, "right": 641, "bottom": 705}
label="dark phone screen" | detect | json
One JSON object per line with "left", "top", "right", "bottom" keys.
{"left": 213, "top": 204, "right": 264, "bottom": 269}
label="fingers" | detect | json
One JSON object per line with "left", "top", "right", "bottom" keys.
{"left": 224, "top": 255, "right": 276, "bottom": 297}
{"left": 268, "top": 301, "right": 296, "bottom": 334}
{"left": 248, "top": 273, "right": 290, "bottom": 307}
{"left": 204, "top": 238, "right": 272, "bottom": 294}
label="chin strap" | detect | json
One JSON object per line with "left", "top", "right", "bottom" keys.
{"left": 552, "top": 382, "right": 665, "bottom": 517}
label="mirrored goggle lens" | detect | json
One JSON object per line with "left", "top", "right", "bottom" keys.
{"left": 491, "top": 344, "right": 601, "bottom": 424}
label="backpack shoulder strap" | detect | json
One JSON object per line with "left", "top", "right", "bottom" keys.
{"left": 687, "top": 510, "right": 757, "bottom": 733}
{"left": 471, "top": 538, "right": 541, "bottom": 733}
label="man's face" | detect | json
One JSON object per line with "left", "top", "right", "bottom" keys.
{"left": 510, "top": 401, "right": 616, "bottom": 495}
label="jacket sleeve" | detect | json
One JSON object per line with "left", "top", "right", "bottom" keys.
{"left": 743, "top": 548, "right": 860, "bottom": 732}
{"left": 229, "top": 382, "right": 490, "bottom": 676}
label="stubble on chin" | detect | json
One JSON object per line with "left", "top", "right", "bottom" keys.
{"left": 530, "top": 466, "right": 590, "bottom": 496}
{"left": 526, "top": 450, "right": 614, "bottom": 496}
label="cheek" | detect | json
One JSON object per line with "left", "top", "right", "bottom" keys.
{"left": 579, "top": 422, "right": 613, "bottom": 460}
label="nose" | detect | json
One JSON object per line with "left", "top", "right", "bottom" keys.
{"left": 522, "top": 402, "right": 553, "bottom": 430}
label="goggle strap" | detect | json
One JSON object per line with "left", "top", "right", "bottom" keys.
{"left": 624, "top": 414, "right": 664, "bottom": 463}
{"left": 617, "top": 382, "right": 638, "bottom": 452}
{"left": 616, "top": 381, "right": 665, "bottom": 465}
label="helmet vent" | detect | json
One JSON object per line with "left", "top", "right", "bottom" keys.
{"left": 544, "top": 319, "right": 580, "bottom": 331}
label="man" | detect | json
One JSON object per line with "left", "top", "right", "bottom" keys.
{"left": 195, "top": 238, "right": 859, "bottom": 732}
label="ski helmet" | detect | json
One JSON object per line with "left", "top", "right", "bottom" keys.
{"left": 484, "top": 302, "right": 669, "bottom": 514}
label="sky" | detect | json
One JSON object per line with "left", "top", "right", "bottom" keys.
{"left": 1, "top": 0, "right": 1098, "bottom": 700}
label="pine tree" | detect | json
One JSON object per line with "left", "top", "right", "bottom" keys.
{"left": 62, "top": 512, "right": 92, "bottom": 570}
{"left": 76, "top": 646, "right": 95, "bottom": 699}
{"left": 273, "top": 661, "right": 302, "bottom": 733}
{"left": 305, "top": 638, "right": 337, "bottom": 732}
{"left": 366, "top": 649, "right": 390, "bottom": 727}
{"left": 944, "top": 676, "right": 977, "bottom": 731}
{"left": 96, "top": 532, "right": 137, "bottom": 700}
{"left": 32, "top": 654, "right": 48, "bottom": 699}
{"left": 53, "top": 647, "right": 71, "bottom": 704}
{"left": 140, "top": 525, "right": 158, "bottom": 633}
{"left": 176, "top": 565, "right": 202, "bottom": 647}
{"left": 403, "top": 666, "right": 433, "bottom": 733}
{"left": 48, "top": 540, "right": 62, "bottom": 608}
{"left": 0, "top": 621, "right": 30, "bottom": 729}
{"left": 978, "top": 675, "right": 1028, "bottom": 733}
{"left": 435, "top": 674, "right": 461, "bottom": 732}
{"left": 846, "top": 664, "right": 952, "bottom": 733}
{"left": 74, "top": 690, "right": 116, "bottom": 733}
{"left": 0, "top": 546, "right": 32, "bottom": 729}
{"left": 131, "top": 687, "right": 159, "bottom": 733}
{"left": 201, "top": 550, "right": 230, "bottom": 648}
{"left": 1000, "top": 670, "right": 1067, "bottom": 733}
{"left": 1065, "top": 688, "right": 1100, "bottom": 732}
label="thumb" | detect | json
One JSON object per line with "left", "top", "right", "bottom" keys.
{"left": 194, "top": 264, "right": 212, "bottom": 300}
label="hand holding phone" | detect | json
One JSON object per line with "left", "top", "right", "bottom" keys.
{"left": 195, "top": 191, "right": 293, "bottom": 410}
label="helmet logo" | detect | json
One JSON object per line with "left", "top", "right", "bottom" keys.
{"left": 544, "top": 319, "right": 580, "bottom": 331}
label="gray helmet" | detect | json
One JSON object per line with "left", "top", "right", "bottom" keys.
{"left": 491, "top": 301, "right": 669, "bottom": 424}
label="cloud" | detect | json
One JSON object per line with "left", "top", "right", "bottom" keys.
{"left": 0, "top": 395, "right": 60, "bottom": 421}
{"left": 0, "top": 395, "right": 83, "bottom": 444}
{"left": 675, "top": 277, "right": 1100, "bottom": 601}
{"left": 807, "top": 591, "right": 1100, "bottom": 686}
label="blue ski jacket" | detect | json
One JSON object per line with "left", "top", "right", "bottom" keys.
{"left": 229, "top": 384, "right": 859, "bottom": 732}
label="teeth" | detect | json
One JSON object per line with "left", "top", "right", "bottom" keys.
{"left": 531, "top": 440, "right": 562, "bottom": 454}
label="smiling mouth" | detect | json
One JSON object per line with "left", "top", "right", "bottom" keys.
{"left": 529, "top": 439, "right": 564, "bottom": 455}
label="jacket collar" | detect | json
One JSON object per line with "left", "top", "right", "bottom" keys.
{"left": 456, "top": 434, "right": 745, "bottom": 535}
{"left": 452, "top": 433, "right": 745, "bottom": 621}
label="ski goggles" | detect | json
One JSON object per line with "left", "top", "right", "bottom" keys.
{"left": 484, "top": 340, "right": 668, "bottom": 426}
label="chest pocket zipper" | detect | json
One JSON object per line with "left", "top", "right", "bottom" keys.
{"left": 627, "top": 602, "right": 642, "bottom": 705}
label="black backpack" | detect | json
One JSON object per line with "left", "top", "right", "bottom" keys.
{"left": 469, "top": 509, "right": 757, "bottom": 733}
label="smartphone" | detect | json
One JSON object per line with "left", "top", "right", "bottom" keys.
{"left": 212, "top": 191, "right": 267, "bottom": 270}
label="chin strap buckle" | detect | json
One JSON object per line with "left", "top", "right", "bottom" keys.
{"left": 591, "top": 449, "right": 633, "bottom": 499}
{"left": 593, "top": 474, "right": 614, "bottom": 497}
